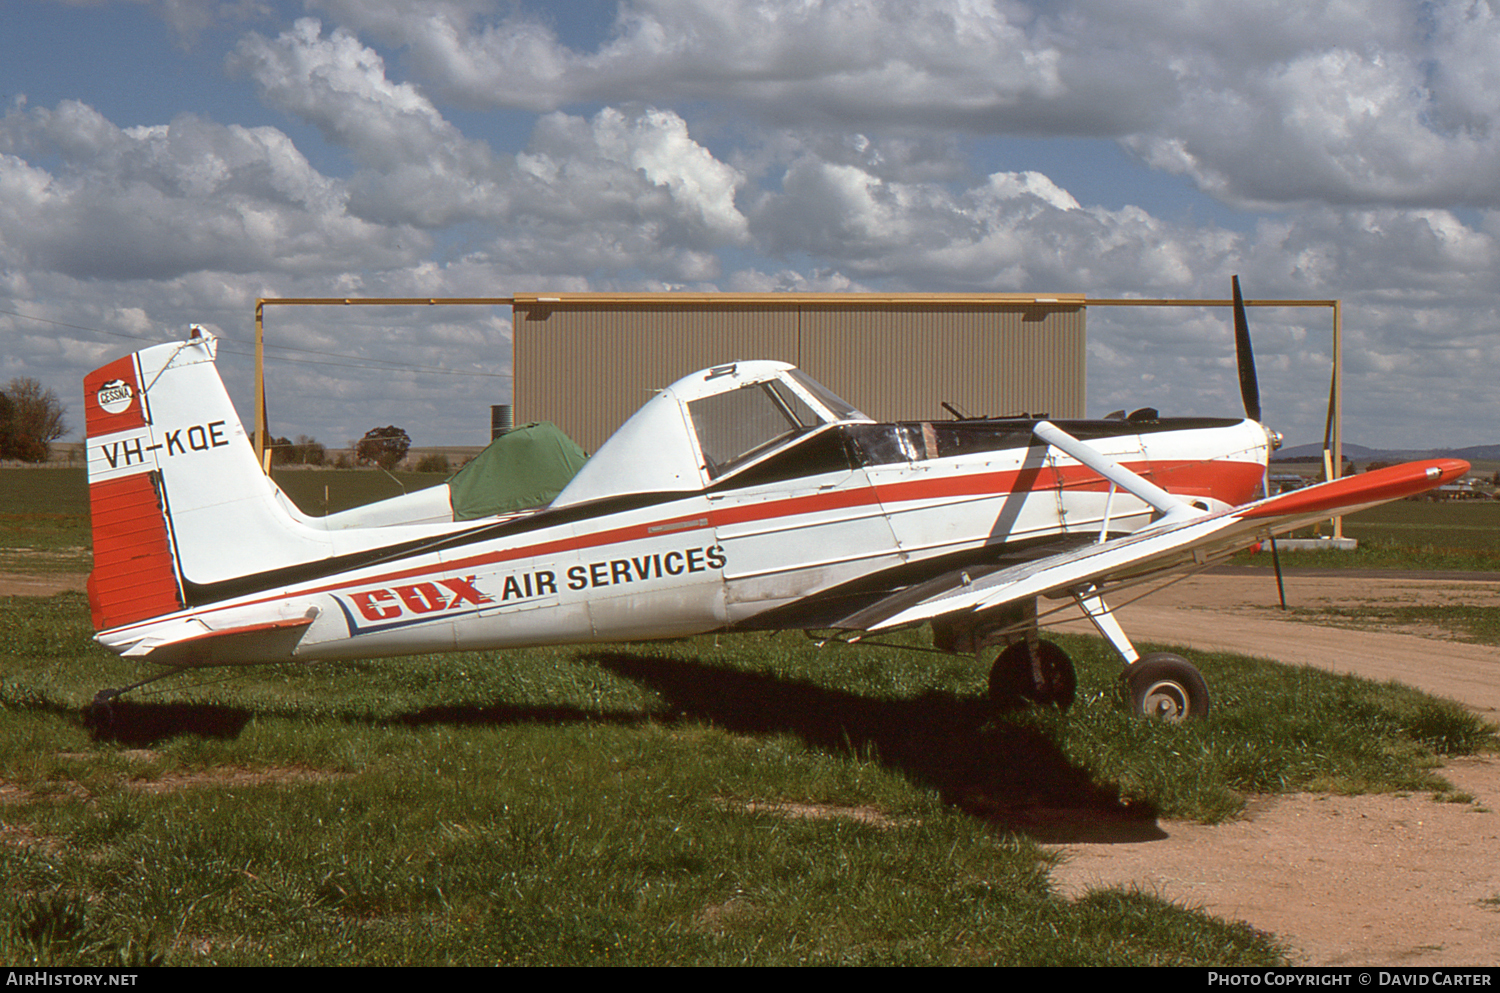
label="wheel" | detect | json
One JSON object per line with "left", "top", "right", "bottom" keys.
{"left": 989, "top": 639, "right": 1076, "bottom": 710}
{"left": 88, "top": 688, "right": 121, "bottom": 730}
{"left": 1124, "top": 653, "right": 1210, "bottom": 721}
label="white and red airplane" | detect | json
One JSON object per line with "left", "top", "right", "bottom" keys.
{"left": 82, "top": 283, "right": 1467, "bottom": 721}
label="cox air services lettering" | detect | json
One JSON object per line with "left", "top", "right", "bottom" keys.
{"left": 335, "top": 544, "right": 728, "bottom": 635}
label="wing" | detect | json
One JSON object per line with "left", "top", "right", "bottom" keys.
{"left": 834, "top": 457, "right": 1469, "bottom": 633}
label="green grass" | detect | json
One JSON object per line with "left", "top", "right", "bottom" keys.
{"left": 0, "top": 468, "right": 89, "bottom": 516}
{"left": 1248, "top": 498, "right": 1500, "bottom": 571}
{"left": 268, "top": 467, "right": 448, "bottom": 516}
{"left": 0, "top": 469, "right": 91, "bottom": 573}
{"left": 0, "top": 467, "right": 445, "bottom": 571}
{"left": 1, "top": 592, "right": 1493, "bottom": 966}
{"left": 1335, "top": 500, "right": 1500, "bottom": 553}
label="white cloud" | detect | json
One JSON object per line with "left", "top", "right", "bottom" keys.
{"left": 230, "top": 17, "right": 468, "bottom": 171}
{"left": 12, "top": 1, "right": 1500, "bottom": 452}
{"left": 752, "top": 148, "right": 1235, "bottom": 292}
{"left": 0, "top": 99, "right": 418, "bottom": 281}
{"left": 229, "top": 20, "right": 749, "bottom": 243}
{"left": 315, "top": 0, "right": 1066, "bottom": 122}
{"left": 310, "top": 0, "right": 1500, "bottom": 210}
{"left": 590, "top": 107, "right": 748, "bottom": 242}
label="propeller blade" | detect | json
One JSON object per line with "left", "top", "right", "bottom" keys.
{"left": 1232, "top": 275, "right": 1261, "bottom": 422}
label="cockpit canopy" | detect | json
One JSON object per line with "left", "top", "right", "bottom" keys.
{"left": 551, "top": 361, "right": 870, "bottom": 507}
{"left": 687, "top": 366, "right": 867, "bottom": 479}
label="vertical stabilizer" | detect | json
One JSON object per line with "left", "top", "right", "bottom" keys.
{"left": 83, "top": 333, "right": 333, "bottom": 630}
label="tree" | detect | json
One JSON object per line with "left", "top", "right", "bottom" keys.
{"left": 249, "top": 432, "right": 292, "bottom": 466}
{"left": 1, "top": 377, "right": 68, "bottom": 463}
{"left": 356, "top": 425, "right": 411, "bottom": 471}
{"left": 288, "top": 434, "right": 326, "bottom": 466}
{"left": 0, "top": 392, "right": 14, "bottom": 459}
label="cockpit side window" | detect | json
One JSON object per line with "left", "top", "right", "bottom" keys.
{"left": 786, "top": 369, "right": 867, "bottom": 421}
{"left": 688, "top": 381, "right": 822, "bottom": 479}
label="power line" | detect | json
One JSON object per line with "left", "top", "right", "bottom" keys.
{"left": 1, "top": 306, "right": 511, "bottom": 379}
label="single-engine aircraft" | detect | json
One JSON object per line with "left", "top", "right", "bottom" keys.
{"left": 83, "top": 281, "right": 1467, "bottom": 721}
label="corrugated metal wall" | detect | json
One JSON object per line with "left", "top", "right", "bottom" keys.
{"left": 514, "top": 294, "right": 1085, "bottom": 451}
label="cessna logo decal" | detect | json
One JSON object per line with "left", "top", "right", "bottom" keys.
{"left": 97, "top": 379, "right": 135, "bottom": 415}
{"left": 336, "top": 572, "right": 555, "bottom": 635}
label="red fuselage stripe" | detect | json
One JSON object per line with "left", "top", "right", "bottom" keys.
{"left": 105, "top": 454, "right": 1264, "bottom": 632}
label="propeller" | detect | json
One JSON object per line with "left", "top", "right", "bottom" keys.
{"left": 1232, "top": 275, "right": 1261, "bottom": 422}
{"left": 1232, "top": 274, "right": 1287, "bottom": 610}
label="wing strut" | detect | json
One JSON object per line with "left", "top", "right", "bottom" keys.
{"left": 1031, "top": 421, "right": 1203, "bottom": 524}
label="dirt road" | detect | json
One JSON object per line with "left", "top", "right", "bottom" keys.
{"left": 1052, "top": 568, "right": 1500, "bottom": 715}
{"left": 1047, "top": 568, "right": 1500, "bottom": 966}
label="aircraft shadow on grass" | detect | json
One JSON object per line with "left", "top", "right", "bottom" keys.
{"left": 81, "top": 653, "right": 1162, "bottom": 843}
{"left": 86, "top": 700, "right": 253, "bottom": 745}
{"left": 588, "top": 650, "right": 1166, "bottom": 843}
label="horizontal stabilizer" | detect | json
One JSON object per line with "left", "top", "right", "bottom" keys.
{"left": 114, "top": 610, "right": 319, "bottom": 667}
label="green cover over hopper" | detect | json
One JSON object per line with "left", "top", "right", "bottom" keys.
{"left": 447, "top": 422, "right": 590, "bottom": 520}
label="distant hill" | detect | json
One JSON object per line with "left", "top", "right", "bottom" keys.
{"left": 1276, "top": 442, "right": 1380, "bottom": 461}
{"left": 1275, "top": 442, "right": 1500, "bottom": 464}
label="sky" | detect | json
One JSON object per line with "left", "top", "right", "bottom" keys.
{"left": 4, "top": 0, "right": 1500, "bottom": 452}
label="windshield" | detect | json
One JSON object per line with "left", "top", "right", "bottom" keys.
{"left": 688, "top": 379, "right": 823, "bottom": 479}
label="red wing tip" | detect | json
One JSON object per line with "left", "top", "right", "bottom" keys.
{"left": 1243, "top": 458, "right": 1472, "bottom": 520}
{"left": 1429, "top": 458, "right": 1471, "bottom": 483}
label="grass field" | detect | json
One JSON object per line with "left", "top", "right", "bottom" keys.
{"left": 1258, "top": 499, "right": 1500, "bottom": 571}
{"left": 1, "top": 468, "right": 1496, "bottom": 964}
{"left": 0, "top": 469, "right": 90, "bottom": 574}
{"left": 1, "top": 592, "right": 1492, "bottom": 965}
{"left": 0, "top": 468, "right": 445, "bottom": 574}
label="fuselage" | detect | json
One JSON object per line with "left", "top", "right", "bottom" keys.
{"left": 95, "top": 413, "right": 1270, "bottom": 665}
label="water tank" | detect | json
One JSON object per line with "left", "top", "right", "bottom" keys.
{"left": 490, "top": 404, "right": 514, "bottom": 439}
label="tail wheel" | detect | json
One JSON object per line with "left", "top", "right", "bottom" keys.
{"left": 989, "top": 640, "right": 1076, "bottom": 710}
{"left": 1125, "top": 653, "right": 1210, "bottom": 721}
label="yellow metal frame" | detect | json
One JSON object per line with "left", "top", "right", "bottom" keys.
{"left": 253, "top": 293, "right": 1343, "bottom": 535}
{"left": 252, "top": 297, "right": 517, "bottom": 470}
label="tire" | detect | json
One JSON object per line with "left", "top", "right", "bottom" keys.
{"left": 989, "top": 639, "right": 1076, "bottom": 710}
{"left": 1125, "top": 653, "right": 1210, "bottom": 721}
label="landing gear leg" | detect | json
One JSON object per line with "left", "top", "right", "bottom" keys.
{"left": 975, "top": 598, "right": 1077, "bottom": 710}
{"left": 933, "top": 598, "right": 1078, "bottom": 710}
{"left": 988, "top": 639, "right": 1077, "bottom": 709}
{"left": 1071, "top": 585, "right": 1210, "bottom": 721}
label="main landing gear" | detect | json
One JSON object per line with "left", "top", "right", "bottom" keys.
{"left": 1124, "top": 652, "right": 1211, "bottom": 721}
{"left": 937, "top": 589, "right": 1211, "bottom": 721}
{"left": 1069, "top": 586, "right": 1210, "bottom": 721}
{"left": 988, "top": 639, "right": 1077, "bottom": 709}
